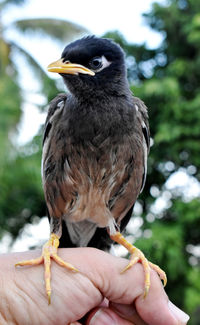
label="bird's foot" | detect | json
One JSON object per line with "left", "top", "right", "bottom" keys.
{"left": 110, "top": 231, "right": 167, "bottom": 298}
{"left": 15, "top": 233, "right": 78, "bottom": 304}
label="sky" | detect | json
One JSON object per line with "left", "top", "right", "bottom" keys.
{"left": 1, "top": 0, "right": 200, "bottom": 253}
{"left": 4, "top": 0, "right": 164, "bottom": 45}
{"left": 3, "top": 0, "right": 200, "bottom": 253}
{"left": 1, "top": 0, "right": 168, "bottom": 252}
{"left": 3, "top": 0, "right": 166, "bottom": 144}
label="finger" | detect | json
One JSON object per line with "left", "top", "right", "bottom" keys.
{"left": 8, "top": 250, "right": 103, "bottom": 324}
{"left": 60, "top": 248, "right": 189, "bottom": 325}
{"left": 135, "top": 270, "right": 190, "bottom": 325}
{"left": 86, "top": 307, "right": 135, "bottom": 325}
{"left": 10, "top": 248, "right": 189, "bottom": 325}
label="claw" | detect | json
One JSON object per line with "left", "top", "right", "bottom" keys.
{"left": 110, "top": 231, "right": 167, "bottom": 297}
{"left": 15, "top": 256, "right": 43, "bottom": 267}
{"left": 48, "top": 291, "right": 51, "bottom": 305}
{"left": 121, "top": 256, "right": 139, "bottom": 274}
{"left": 52, "top": 253, "right": 79, "bottom": 272}
{"left": 15, "top": 233, "right": 78, "bottom": 304}
{"left": 144, "top": 286, "right": 149, "bottom": 299}
{"left": 149, "top": 261, "right": 167, "bottom": 287}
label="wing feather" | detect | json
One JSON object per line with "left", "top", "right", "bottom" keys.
{"left": 43, "top": 93, "right": 67, "bottom": 146}
{"left": 134, "top": 97, "right": 150, "bottom": 193}
{"left": 42, "top": 93, "right": 67, "bottom": 183}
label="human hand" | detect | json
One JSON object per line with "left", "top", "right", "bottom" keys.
{"left": 0, "top": 248, "right": 189, "bottom": 324}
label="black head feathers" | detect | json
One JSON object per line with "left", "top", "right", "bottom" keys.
{"left": 61, "top": 35, "right": 125, "bottom": 68}
{"left": 59, "top": 36, "right": 129, "bottom": 97}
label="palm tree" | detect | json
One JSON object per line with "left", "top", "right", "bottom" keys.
{"left": 0, "top": 0, "right": 87, "bottom": 240}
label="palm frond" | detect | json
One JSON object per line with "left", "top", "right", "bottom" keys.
{"left": 0, "top": 38, "right": 11, "bottom": 69}
{"left": 1, "top": 0, "right": 26, "bottom": 8}
{"left": 11, "top": 40, "right": 47, "bottom": 79}
{"left": 11, "top": 41, "right": 58, "bottom": 104}
{"left": 13, "top": 18, "right": 88, "bottom": 42}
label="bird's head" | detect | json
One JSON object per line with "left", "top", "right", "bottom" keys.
{"left": 47, "top": 36, "right": 129, "bottom": 99}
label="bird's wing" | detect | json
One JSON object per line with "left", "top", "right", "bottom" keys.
{"left": 111, "top": 97, "right": 150, "bottom": 228}
{"left": 134, "top": 97, "right": 150, "bottom": 193}
{"left": 43, "top": 93, "right": 67, "bottom": 146}
{"left": 42, "top": 93, "right": 67, "bottom": 189}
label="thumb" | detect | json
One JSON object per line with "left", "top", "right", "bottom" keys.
{"left": 84, "top": 251, "right": 189, "bottom": 325}
{"left": 110, "top": 301, "right": 190, "bottom": 325}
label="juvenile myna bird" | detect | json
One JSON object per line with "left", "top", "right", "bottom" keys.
{"left": 16, "top": 36, "right": 166, "bottom": 303}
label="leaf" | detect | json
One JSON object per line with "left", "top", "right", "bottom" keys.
{"left": 11, "top": 40, "right": 47, "bottom": 79}
{"left": 11, "top": 41, "right": 58, "bottom": 106}
{"left": 0, "top": 38, "right": 11, "bottom": 70}
{"left": 0, "top": 0, "right": 26, "bottom": 8}
{"left": 12, "top": 18, "right": 88, "bottom": 42}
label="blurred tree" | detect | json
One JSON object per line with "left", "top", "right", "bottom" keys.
{"left": 105, "top": 0, "right": 200, "bottom": 322}
{"left": 0, "top": 0, "right": 87, "bottom": 237}
{"left": 1, "top": 0, "right": 200, "bottom": 322}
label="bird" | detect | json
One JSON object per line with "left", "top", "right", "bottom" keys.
{"left": 16, "top": 35, "right": 166, "bottom": 304}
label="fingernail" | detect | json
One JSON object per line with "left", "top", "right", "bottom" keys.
{"left": 168, "top": 301, "right": 190, "bottom": 324}
{"left": 90, "top": 308, "right": 116, "bottom": 325}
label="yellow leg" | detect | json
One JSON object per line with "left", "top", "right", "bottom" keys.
{"left": 110, "top": 232, "right": 167, "bottom": 297}
{"left": 15, "top": 233, "right": 78, "bottom": 304}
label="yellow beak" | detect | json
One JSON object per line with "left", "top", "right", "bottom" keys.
{"left": 47, "top": 58, "right": 95, "bottom": 76}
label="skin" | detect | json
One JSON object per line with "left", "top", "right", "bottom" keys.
{"left": 0, "top": 248, "right": 184, "bottom": 325}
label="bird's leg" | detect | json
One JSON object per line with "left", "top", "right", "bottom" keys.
{"left": 110, "top": 231, "right": 167, "bottom": 297}
{"left": 15, "top": 217, "right": 78, "bottom": 304}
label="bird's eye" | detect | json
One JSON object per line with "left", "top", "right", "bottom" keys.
{"left": 90, "top": 57, "right": 103, "bottom": 70}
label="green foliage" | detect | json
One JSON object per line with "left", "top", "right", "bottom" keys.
{"left": 14, "top": 18, "right": 88, "bottom": 42}
{"left": 0, "top": 0, "right": 200, "bottom": 322}
{"left": 185, "top": 267, "right": 200, "bottom": 316}
{"left": 0, "top": 73, "right": 21, "bottom": 136}
{"left": 136, "top": 198, "right": 200, "bottom": 313}
{"left": 1, "top": 0, "right": 26, "bottom": 6}
{"left": 105, "top": 1, "right": 200, "bottom": 321}
{"left": 0, "top": 0, "right": 86, "bottom": 238}
{"left": 0, "top": 71, "right": 21, "bottom": 180}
